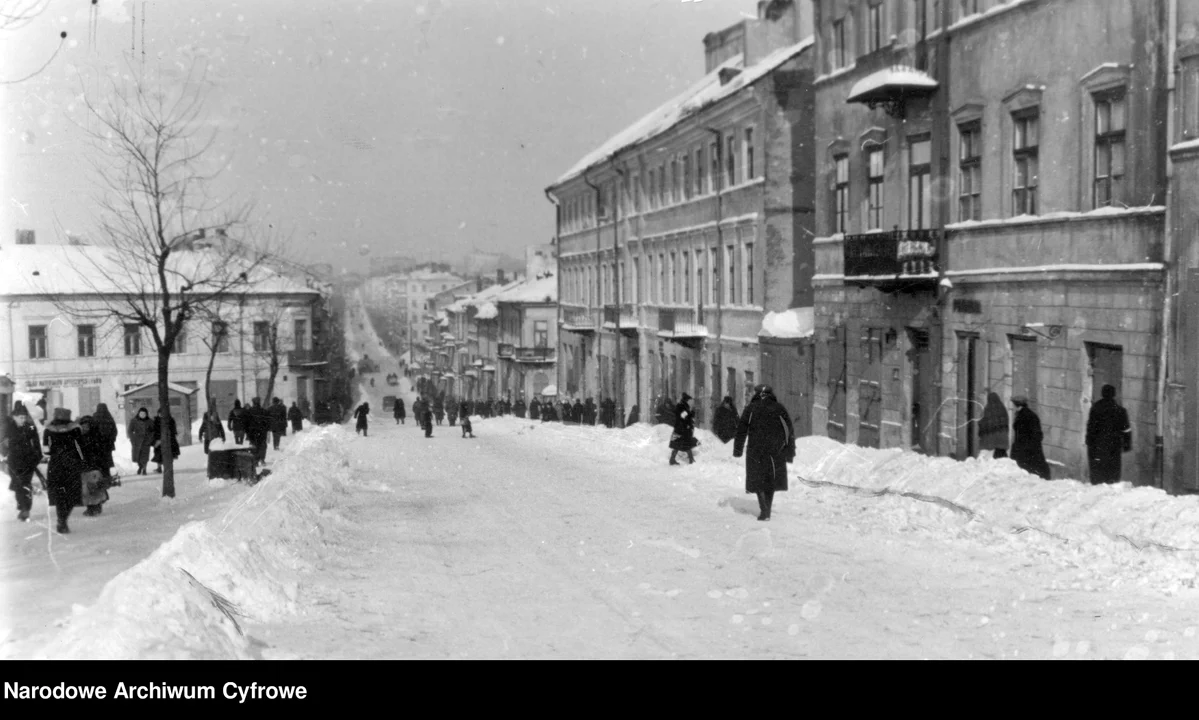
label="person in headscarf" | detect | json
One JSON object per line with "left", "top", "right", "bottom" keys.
{"left": 713, "top": 396, "right": 739, "bottom": 444}
{"left": 4, "top": 407, "right": 42, "bottom": 522}
{"left": 978, "top": 392, "right": 1010, "bottom": 459}
{"left": 1010, "top": 396, "right": 1051, "bottom": 480}
{"left": 1086, "top": 384, "right": 1132, "bottom": 484}
{"left": 91, "top": 402, "right": 119, "bottom": 483}
{"left": 733, "top": 385, "right": 795, "bottom": 522}
{"left": 668, "top": 393, "right": 698, "bottom": 465}
{"left": 127, "top": 407, "right": 153, "bottom": 474}
{"left": 43, "top": 408, "right": 84, "bottom": 534}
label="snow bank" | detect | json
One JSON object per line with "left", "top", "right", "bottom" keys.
{"left": 31, "top": 425, "right": 357, "bottom": 659}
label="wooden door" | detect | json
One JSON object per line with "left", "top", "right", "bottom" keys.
{"left": 858, "top": 328, "right": 883, "bottom": 448}
{"left": 956, "top": 333, "right": 983, "bottom": 458}
{"left": 827, "top": 326, "right": 847, "bottom": 442}
{"left": 909, "top": 328, "right": 936, "bottom": 454}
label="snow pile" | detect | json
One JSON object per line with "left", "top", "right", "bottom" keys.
{"left": 475, "top": 302, "right": 498, "bottom": 320}
{"left": 31, "top": 425, "right": 356, "bottom": 659}
{"left": 759, "top": 307, "right": 814, "bottom": 339}
{"left": 946, "top": 204, "right": 1164, "bottom": 230}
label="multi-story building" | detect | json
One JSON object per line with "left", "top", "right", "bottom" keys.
{"left": 496, "top": 249, "right": 558, "bottom": 403}
{"left": 809, "top": 0, "right": 1194, "bottom": 489}
{"left": 0, "top": 243, "right": 320, "bottom": 431}
{"left": 547, "top": 0, "right": 818, "bottom": 428}
{"left": 440, "top": 278, "right": 523, "bottom": 401}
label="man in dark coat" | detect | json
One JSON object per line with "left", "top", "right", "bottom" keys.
{"left": 447, "top": 398, "right": 459, "bottom": 426}
{"left": 514, "top": 398, "right": 527, "bottom": 418}
{"left": 288, "top": 401, "right": 304, "bottom": 433}
{"left": 433, "top": 395, "right": 445, "bottom": 426}
{"left": 228, "top": 399, "right": 247, "bottom": 444}
{"left": 529, "top": 398, "right": 541, "bottom": 420}
{"left": 246, "top": 397, "right": 271, "bottom": 463}
{"left": 43, "top": 408, "right": 84, "bottom": 534}
{"left": 669, "top": 394, "right": 698, "bottom": 465}
{"left": 582, "top": 398, "right": 596, "bottom": 425}
{"left": 198, "top": 408, "right": 226, "bottom": 454}
{"left": 394, "top": 398, "right": 406, "bottom": 425}
{"left": 422, "top": 398, "right": 434, "bottom": 438}
{"left": 572, "top": 399, "right": 585, "bottom": 425}
{"left": 713, "top": 396, "right": 739, "bottom": 444}
{"left": 1086, "top": 384, "right": 1132, "bottom": 484}
{"left": 601, "top": 398, "right": 616, "bottom": 428}
{"left": 4, "top": 407, "right": 42, "bottom": 522}
{"left": 733, "top": 385, "right": 795, "bottom": 522}
{"left": 354, "top": 402, "right": 371, "bottom": 437}
{"left": 92, "top": 403, "right": 119, "bottom": 479}
{"left": 269, "top": 398, "right": 289, "bottom": 449}
{"left": 1010, "top": 396, "right": 1051, "bottom": 480}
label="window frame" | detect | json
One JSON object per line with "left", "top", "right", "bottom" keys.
{"left": 834, "top": 154, "right": 850, "bottom": 234}
{"left": 832, "top": 17, "right": 847, "bottom": 69}
{"left": 726, "top": 134, "right": 737, "bottom": 188}
{"left": 866, "top": 146, "right": 885, "bottom": 230}
{"left": 867, "top": 2, "right": 884, "bottom": 54}
{"left": 743, "top": 126, "right": 755, "bottom": 182}
{"left": 123, "top": 323, "right": 142, "bottom": 356}
{"left": 908, "top": 135, "right": 932, "bottom": 230}
{"left": 28, "top": 324, "right": 47, "bottom": 360}
{"left": 1012, "top": 109, "right": 1040, "bottom": 216}
{"left": 957, "top": 121, "right": 982, "bottom": 221}
{"left": 1092, "top": 89, "right": 1126, "bottom": 208}
{"left": 77, "top": 324, "right": 95, "bottom": 358}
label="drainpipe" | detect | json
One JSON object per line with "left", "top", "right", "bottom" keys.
{"left": 584, "top": 173, "right": 602, "bottom": 402}
{"left": 707, "top": 127, "right": 725, "bottom": 406}
{"left": 545, "top": 188, "right": 561, "bottom": 405}
{"left": 613, "top": 156, "right": 627, "bottom": 427}
{"left": 1156, "top": 0, "right": 1178, "bottom": 490}
{"left": 927, "top": 0, "right": 953, "bottom": 456}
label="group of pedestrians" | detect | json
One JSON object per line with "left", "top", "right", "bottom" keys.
{"left": 978, "top": 385, "right": 1131, "bottom": 483}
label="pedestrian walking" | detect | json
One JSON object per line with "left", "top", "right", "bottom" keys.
{"left": 529, "top": 398, "right": 541, "bottom": 420}
{"left": 978, "top": 392, "right": 1010, "bottom": 459}
{"left": 514, "top": 398, "right": 527, "bottom": 418}
{"left": 43, "top": 408, "right": 85, "bottom": 534}
{"left": 151, "top": 408, "right": 181, "bottom": 473}
{"left": 422, "top": 398, "right": 434, "bottom": 438}
{"left": 228, "top": 399, "right": 247, "bottom": 445}
{"left": 733, "top": 385, "right": 795, "bottom": 522}
{"left": 1010, "top": 396, "right": 1051, "bottom": 480}
{"left": 354, "top": 402, "right": 371, "bottom": 437}
{"left": 246, "top": 397, "right": 271, "bottom": 463}
{"left": 1086, "top": 384, "right": 1132, "bottom": 484}
{"left": 668, "top": 394, "right": 698, "bottom": 465}
{"left": 433, "top": 395, "right": 445, "bottom": 426}
{"left": 198, "top": 407, "right": 226, "bottom": 454}
{"left": 713, "top": 396, "right": 739, "bottom": 444}
{"left": 394, "top": 397, "right": 406, "bottom": 425}
{"left": 269, "top": 398, "right": 288, "bottom": 450}
{"left": 4, "top": 407, "right": 42, "bottom": 522}
{"left": 288, "top": 401, "right": 304, "bottom": 434}
{"left": 127, "top": 407, "right": 153, "bottom": 474}
{"left": 77, "top": 415, "right": 112, "bottom": 517}
{"left": 447, "top": 399, "right": 459, "bottom": 427}
{"left": 92, "top": 403, "right": 119, "bottom": 481}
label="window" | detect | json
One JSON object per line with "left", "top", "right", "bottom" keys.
{"left": 710, "top": 247, "right": 718, "bottom": 304}
{"left": 832, "top": 18, "right": 847, "bottom": 69}
{"left": 253, "top": 321, "right": 271, "bottom": 352}
{"left": 696, "top": 249, "right": 705, "bottom": 307}
{"left": 710, "top": 140, "right": 721, "bottom": 190}
{"left": 834, "top": 155, "right": 850, "bottom": 234}
{"left": 123, "top": 324, "right": 141, "bottom": 356}
{"left": 694, "top": 147, "right": 705, "bottom": 195}
{"left": 1183, "top": 57, "right": 1199, "bottom": 139}
{"left": 909, "top": 137, "right": 932, "bottom": 229}
{"left": 669, "top": 252, "right": 678, "bottom": 303}
{"left": 744, "top": 370, "right": 755, "bottom": 408}
{"left": 633, "top": 257, "right": 641, "bottom": 303}
{"left": 744, "top": 241, "right": 755, "bottom": 305}
{"left": 683, "top": 153, "right": 692, "bottom": 200}
{"left": 726, "top": 245, "right": 736, "bottom": 304}
{"left": 658, "top": 253, "right": 666, "bottom": 304}
{"left": 534, "top": 320, "right": 548, "bottom": 348}
{"left": 670, "top": 156, "right": 680, "bottom": 204}
{"left": 173, "top": 325, "right": 187, "bottom": 354}
{"left": 294, "top": 318, "right": 308, "bottom": 351}
{"left": 958, "top": 122, "right": 982, "bottom": 221}
{"left": 744, "top": 127, "right": 755, "bottom": 181}
{"left": 683, "top": 251, "right": 691, "bottom": 303}
{"left": 867, "top": 2, "right": 884, "bottom": 53}
{"left": 726, "top": 134, "right": 737, "bottom": 187}
{"left": 77, "top": 324, "right": 95, "bottom": 358}
{"left": 647, "top": 169, "right": 657, "bottom": 209}
{"left": 29, "top": 325, "right": 47, "bottom": 359}
{"left": 1012, "top": 110, "right": 1039, "bottom": 215}
{"left": 866, "top": 147, "right": 885, "bottom": 230}
{"left": 658, "top": 164, "right": 667, "bottom": 206}
{"left": 1093, "top": 92, "right": 1126, "bottom": 208}
{"left": 632, "top": 173, "right": 642, "bottom": 212}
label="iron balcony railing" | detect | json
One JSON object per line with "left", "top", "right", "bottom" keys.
{"left": 497, "top": 342, "right": 515, "bottom": 358}
{"left": 657, "top": 307, "right": 706, "bottom": 337}
{"left": 515, "top": 346, "right": 555, "bottom": 362}
{"left": 603, "top": 303, "right": 638, "bottom": 327}
{"left": 287, "top": 349, "right": 326, "bottom": 367}
{"left": 561, "top": 303, "right": 595, "bottom": 329}
{"left": 843, "top": 228, "right": 941, "bottom": 279}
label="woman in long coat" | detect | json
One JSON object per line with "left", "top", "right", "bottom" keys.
{"left": 529, "top": 398, "right": 541, "bottom": 420}
{"left": 978, "top": 392, "right": 1010, "bottom": 458}
{"left": 151, "top": 410, "right": 180, "bottom": 473}
{"left": 77, "top": 416, "right": 112, "bottom": 517}
{"left": 1085, "top": 384, "right": 1131, "bottom": 484}
{"left": 394, "top": 398, "right": 406, "bottom": 425}
{"left": 733, "top": 385, "right": 795, "bottom": 522}
{"left": 43, "top": 408, "right": 85, "bottom": 534}
{"left": 514, "top": 399, "right": 527, "bottom": 418}
{"left": 713, "top": 396, "right": 739, "bottom": 444}
{"left": 1010, "top": 396, "right": 1051, "bottom": 480}
{"left": 668, "top": 394, "right": 698, "bottom": 465}
{"left": 127, "top": 407, "right": 153, "bottom": 474}
{"left": 91, "top": 403, "right": 119, "bottom": 478}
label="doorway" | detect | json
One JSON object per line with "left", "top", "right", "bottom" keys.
{"left": 858, "top": 328, "right": 883, "bottom": 448}
{"left": 956, "top": 333, "right": 984, "bottom": 458}
{"left": 908, "top": 328, "right": 935, "bottom": 454}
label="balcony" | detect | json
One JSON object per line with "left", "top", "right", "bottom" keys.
{"left": 498, "top": 342, "right": 515, "bottom": 358}
{"left": 287, "top": 349, "right": 327, "bottom": 368}
{"left": 514, "top": 346, "right": 555, "bottom": 363}
{"left": 843, "top": 228, "right": 941, "bottom": 292}
{"left": 658, "top": 308, "right": 707, "bottom": 347}
{"left": 561, "top": 303, "right": 595, "bottom": 334}
{"left": 602, "top": 303, "right": 639, "bottom": 336}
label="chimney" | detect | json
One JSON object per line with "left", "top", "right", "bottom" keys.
{"left": 15, "top": 229, "right": 35, "bottom": 245}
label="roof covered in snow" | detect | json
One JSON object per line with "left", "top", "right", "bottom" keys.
{"left": 0, "top": 244, "right": 318, "bottom": 298}
{"left": 846, "top": 65, "right": 938, "bottom": 104}
{"left": 445, "top": 277, "right": 526, "bottom": 314}
{"left": 474, "top": 302, "right": 499, "bottom": 320}
{"left": 494, "top": 273, "right": 557, "bottom": 305}
{"left": 759, "top": 307, "right": 815, "bottom": 339}
{"left": 552, "top": 36, "right": 814, "bottom": 187}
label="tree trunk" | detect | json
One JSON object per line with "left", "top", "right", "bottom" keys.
{"left": 204, "top": 340, "right": 218, "bottom": 414}
{"left": 158, "top": 347, "right": 175, "bottom": 498}
{"left": 266, "top": 356, "right": 279, "bottom": 404}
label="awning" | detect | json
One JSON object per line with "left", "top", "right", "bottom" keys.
{"left": 847, "top": 65, "right": 938, "bottom": 105}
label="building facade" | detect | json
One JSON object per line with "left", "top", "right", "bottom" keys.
{"left": 548, "top": 0, "right": 818, "bottom": 428}
{"left": 809, "top": 0, "right": 1189, "bottom": 488}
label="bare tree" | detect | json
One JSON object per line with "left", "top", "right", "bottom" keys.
{"left": 1, "top": 0, "right": 66, "bottom": 85}
{"left": 51, "top": 62, "right": 274, "bottom": 498}
{"left": 248, "top": 304, "right": 287, "bottom": 405}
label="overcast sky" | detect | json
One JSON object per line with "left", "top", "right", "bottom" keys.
{"left": 1, "top": 0, "right": 757, "bottom": 274}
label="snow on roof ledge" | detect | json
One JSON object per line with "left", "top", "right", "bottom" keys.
{"left": 759, "top": 307, "right": 814, "bottom": 339}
